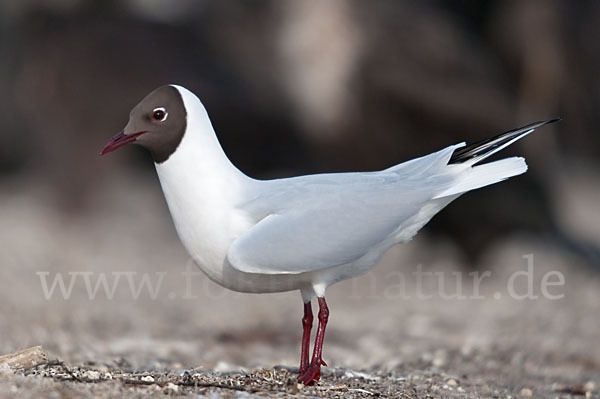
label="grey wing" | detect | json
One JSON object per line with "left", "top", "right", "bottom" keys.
{"left": 227, "top": 143, "right": 464, "bottom": 275}
{"left": 227, "top": 200, "right": 419, "bottom": 275}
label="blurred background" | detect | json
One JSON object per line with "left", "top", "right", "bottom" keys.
{"left": 0, "top": 0, "right": 599, "bottom": 394}
{"left": 2, "top": 0, "right": 600, "bottom": 262}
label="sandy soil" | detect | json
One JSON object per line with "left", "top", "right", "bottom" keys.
{"left": 0, "top": 174, "right": 599, "bottom": 398}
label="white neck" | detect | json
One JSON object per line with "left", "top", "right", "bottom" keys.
{"left": 159, "top": 85, "right": 248, "bottom": 181}
{"left": 153, "top": 86, "right": 254, "bottom": 279}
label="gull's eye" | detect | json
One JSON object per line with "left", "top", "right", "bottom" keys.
{"left": 152, "top": 107, "right": 168, "bottom": 122}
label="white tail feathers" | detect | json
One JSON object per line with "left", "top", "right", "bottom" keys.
{"left": 433, "top": 157, "right": 528, "bottom": 199}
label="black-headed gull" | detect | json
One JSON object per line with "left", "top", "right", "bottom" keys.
{"left": 101, "top": 85, "right": 557, "bottom": 385}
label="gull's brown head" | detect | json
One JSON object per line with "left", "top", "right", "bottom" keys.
{"left": 100, "top": 85, "right": 187, "bottom": 163}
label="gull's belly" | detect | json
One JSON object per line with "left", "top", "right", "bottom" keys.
{"left": 162, "top": 194, "right": 312, "bottom": 293}
{"left": 173, "top": 207, "right": 396, "bottom": 294}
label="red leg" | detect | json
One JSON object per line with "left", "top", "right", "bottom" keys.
{"left": 299, "top": 301, "right": 313, "bottom": 376}
{"left": 298, "top": 297, "right": 329, "bottom": 385}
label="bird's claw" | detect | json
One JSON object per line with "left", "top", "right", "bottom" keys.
{"left": 297, "top": 363, "right": 322, "bottom": 385}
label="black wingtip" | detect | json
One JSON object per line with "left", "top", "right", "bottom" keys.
{"left": 520, "top": 118, "right": 561, "bottom": 130}
{"left": 448, "top": 118, "right": 560, "bottom": 165}
{"left": 542, "top": 117, "right": 561, "bottom": 125}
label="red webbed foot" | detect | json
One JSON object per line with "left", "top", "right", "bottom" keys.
{"left": 297, "top": 359, "right": 327, "bottom": 385}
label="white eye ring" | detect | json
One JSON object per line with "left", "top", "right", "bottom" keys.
{"left": 152, "top": 107, "right": 168, "bottom": 122}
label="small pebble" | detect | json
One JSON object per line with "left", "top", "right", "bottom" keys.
{"left": 520, "top": 388, "right": 533, "bottom": 397}
{"left": 85, "top": 370, "right": 100, "bottom": 380}
{"left": 165, "top": 383, "right": 178, "bottom": 393}
{"left": 447, "top": 379, "right": 458, "bottom": 386}
{"left": 141, "top": 375, "right": 154, "bottom": 383}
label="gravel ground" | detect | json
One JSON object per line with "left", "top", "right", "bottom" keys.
{"left": 0, "top": 174, "right": 599, "bottom": 398}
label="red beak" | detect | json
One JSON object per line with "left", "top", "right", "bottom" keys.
{"left": 99, "top": 130, "right": 147, "bottom": 155}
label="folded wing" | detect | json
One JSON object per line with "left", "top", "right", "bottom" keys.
{"left": 227, "top": 145, "right": 463, "bottom": 275}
